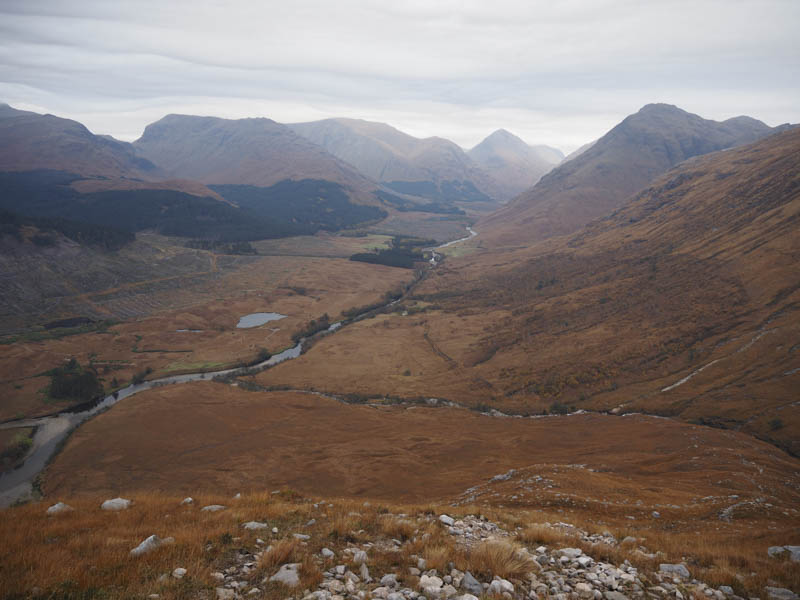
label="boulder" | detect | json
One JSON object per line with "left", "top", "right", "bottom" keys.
{"left": 559, "top": 548, "right": 583, "bottom": 559}
{"left": 180, "top": 497, "right": 193, "bottom": 505}
{"left": 462, "top": 572, "right": 484, "bottom": 596}
{"left": 130, "top": 535, "right": 162, "bottom": 557}
{"left": 101, "top": 497, "right": 132, "bottom": 511}
{"left": 216, "top": 588, "right": 235, "bottom": 600}
{"left": 46, "top": 502, "right": 73, "bottom": 515}
{"left": 270, "top": 563, "right": 301, "bottom": 587}
{"left": 439, "top": 514, "right": 455, "bottom": 526}
{"left": 765, "top": 588, "right": 799, "bottom": 600}
{"left": 201, "top": 504, "right": 226, "bottom": 512}
{"left": 242, "top": 521, "right": 268, "bottom": 530}
{"left": 172, "top": 568, "right": 187, "bottom": 579}
{"left": 659, "top": 563, "right": 690, "bottom": 579}
{"left": 352, "top": 549, "right": 368, "bottom": 565}
{"left": 381, "top": 574, "right": 399, "bottom": 587}
{"left": 321, "top": 547, "right": 335, "bottom": 559}
{"left": 604, "top": 593, "right": 629, "bottom": 600}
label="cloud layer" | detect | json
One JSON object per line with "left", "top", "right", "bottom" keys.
{"left": 1, "top": 0, "right": 798, "bottom": 151}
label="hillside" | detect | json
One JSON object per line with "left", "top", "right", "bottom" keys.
{"left": 0, "top": 103, "right": 157, "bottom": 179}
{"left": 289, "top": 118, "right": 506, "bottom": 204}
{"left": 468, "top": 129, "right": 563, "bottom": 197}
{"left": 479, "top": 104, "right": 790, "bottom": 246}
{"left": 134, "top": 114, "right": 381, "bottom": 205}
{"left": 250, "top": 128, "right": 800, "bottom": 455}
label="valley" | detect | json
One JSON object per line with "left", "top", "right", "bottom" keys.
{"left": 0, "top": 100, "right": 798, "bottom": 600}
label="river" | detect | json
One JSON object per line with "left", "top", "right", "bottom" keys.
{"left": 0, "top": 226, "right": 477, "bottom": 507}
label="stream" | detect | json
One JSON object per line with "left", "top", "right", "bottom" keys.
{"left": 0, "top": 226, "right": 477, "bottom": 507}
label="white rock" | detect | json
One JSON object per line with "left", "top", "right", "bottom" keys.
{"left": 352, "top": 550, "right": 368, "bottom": 565}
{"left": 172, "top": 568, "right": 187, "bottom": 579}
{"left": 765, "top": 588, "right": 799, "bottom": 600}
{"left": 322, "top": 547, "right": 335, "bottom": 558}
{"left": 457, "top": 596, "right": 480, "bottom": 600}
{"left": 578, "top": 556, "right": 593, "bottom": 568}
{"left": 272, "top": 527, "right": 279, "bottom": 534}
{"left": 443, "top": 584, "right": 458, "bottom": 598}
{"left": 180, "top": 497, "right": 193, "bottom": 505}
{"left": 270, "top": 563, "right": 301, "bottom": 587}
{"left": 216, "top": 588, "right": 235, "bottom": 600}
{"left": 576, "top": 583, "right": 594, "bottom": 597}
{"left": 101, "top": 497, "right": 132, "bottom": 511}
{"left": 130, "top": 535, "right": 161, "bottom": 557}
{"left": 420, "top": 575, "right": 444, "bottom": 590}
{"left": 439, "top": 514, "right": 455, "bottom": 526}
{"left": 359, "top": 563, "right": 371, "bottom": 582}
{"left": 201, "top": 504, "right": 226, "bottom": 512}
{"left": 294, "top": 533, "right": 311, "bottom": 541}
{"left": 211, "top": 572, "right": 225, "bottom": 582}
{"left": 243, "top": 521, "right": 268, "bottom": 530}
{"left": 46, "top": 502, "right": 73, "bottom": 515}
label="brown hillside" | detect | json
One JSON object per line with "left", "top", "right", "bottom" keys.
{"left": 254, "top": 128, "right": 800, "bottom": 453}
{"left": 479, "top": 104, "right": 789, "bottom": 247}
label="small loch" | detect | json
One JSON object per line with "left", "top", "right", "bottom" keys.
{"left": 236, "top": 312, "right": 287, "bottom": 329}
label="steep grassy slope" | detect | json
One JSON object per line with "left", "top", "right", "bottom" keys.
{"left": 479, "top": 104, "right": 790, "bottom": 246}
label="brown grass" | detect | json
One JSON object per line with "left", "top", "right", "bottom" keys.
{"left": 259, "top": 538, "right": 301, "bottom": 570}
{"left": 460, "top": 540, "right": 536, "bottom": 580}
{"left": 517, "top": 523, "right": 577, "bottom": 546}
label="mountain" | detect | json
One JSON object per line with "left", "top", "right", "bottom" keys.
{"left": 467, "top": 129, "right": 563, "bottom": 197}
{"left": 133, "top": 114, "right": 380, "bottom": 204}
{"left": 387, "top": 127, "right": 798, "bottom": 454}
{"left": 288, "top": 117, "right": 505, "bottom": 204}
{"left": 0, "top": 103, "right": 157, "bottom": 179}
{"left": 562, "top": 139, "right": 596, "bottom": 162}
{"left": 479, "top": 103, "right": 790, "bottom": 246}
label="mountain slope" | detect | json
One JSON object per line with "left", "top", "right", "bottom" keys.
{"left": 257, "top": 128, "right": 800, "bottom": 455}
{"left": 0, "top": 103, "right": 157, "bottom": 179}
{"left": 468, "top": 129, "right": 563, "bottom": 196}
{"left": 134, "top": 114, "right": 381, "bottom": 204}
{"left": 479, "top": 103, "right": 789, "bottom": 246}
{"left": 289, "top": 117, "right": 505, "bottom": 204}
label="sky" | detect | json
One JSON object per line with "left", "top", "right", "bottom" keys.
{"left": 0, "top": 0, "right": 798, "bottom": 153}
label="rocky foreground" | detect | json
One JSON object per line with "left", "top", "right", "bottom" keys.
{"left": 101, "top": 500, "right": 797, "bottom": 600}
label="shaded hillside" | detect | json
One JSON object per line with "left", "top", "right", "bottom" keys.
{"left": 134, "top": 114, "right": 380, "bottom": 205}
{"left": 479, "top": 104, "right": 790, "bottom": 246}
{"left": 468, "top": 129, "right": 563, "bottom": 196}
{"left": 258, "top": 129, "right": 800, "bottom": 455}
{"left": 0, "top": 103, "right": 157, "bottom": 179}
{"left": 289, "top": 117, "right": 505, "bottom": 203}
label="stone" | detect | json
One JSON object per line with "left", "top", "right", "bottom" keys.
{"left": 461, "top": 572, "right": 484, "bottom": 596}
{"left": 457, "top": 596, "right": 480, "bottom": 600}
{"left": 130, "top": 535, "right": 161, "bottom": 557}
{"left": 439, "top": 514, "right": 455, "bottom": 526}
{"left": 443, "top": 584, "right": 458, "bottom": 598}
{"left": 765, "top": 588, "right": 799, "bottom": 600}
{"left": 359, "top": 563, "right": 371, "bottom": 583}
{"left": 352, "top": 550, "right": 368, "bottom": 565}
{"left": 621, "top": 537, "right": 637, "bottom": 545}
{"left": 243, "top": 521, "right": 268, "bottom": 530}
{"left": 272, "top": 527, "right": 279, "bottom": 533}
{"left": 576, "top": 583, "right": 594, "bottom": 597}
{"left": 420, "top": 575, "right": 444, "bottom": 590}
{"left": 46, "top": 502, "right": 73, "bottom": 515}
{"left": 652, "top": 511, "right": 661, "bottom": 518}
{"left": 201, "top": 504, "right": 226, "bottom": 512}
{"left": 578, "top": 556, "right": 593, "bottom": 568}
{"left": 211, "top": 572, "right": 225, "bottom": 582}
{"left": 322, "top": 547, "right": 335, "bottom": 559}
{"left": 294, "top": 533, "right": 311, "bottom": 541}
{"left": 101, "top": 497, "right": 132, "bottom": 511}
{"left": 216, "top": 588, "right": 235, "bottom": 600}
{"left": 381, "top": 574, "right": 399, "bottom": 587}
{"left": 180, "top": 497, "right": 193, "bottom": 505}
{"left": 488, "top": 578, "right": 514, "bottom": 596}
{"left": 270, "top": 563, "right": 301, "bottom": 587}
{"left": 172, "top": 568, "right": 187, "bottom": 579}
{"left": 719, "top": 587, "right": 734, "bottom": 596}
{"left": 604, "top": 592, "right": 629, "bottom": 600}
{"left": 559, "top": 548, "right": 583, "bottom": 559}
{"left": 659, "top": 564, "right": 690, "bottom": 579}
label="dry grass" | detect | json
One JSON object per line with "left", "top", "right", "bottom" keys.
{"left": 517, "top": 523, "right": 577, "bottom": 546}
{"left": 259, "top": 538, "right": 301, "bottom": 570}
{"left": 460, "top": 540, "right": 536, "bottom": 580}
{"left": 379, "top": 515, "right": 417, "bottom": 541}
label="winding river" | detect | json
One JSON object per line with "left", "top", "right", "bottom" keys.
{"left": 0, "top": 226, "right": 477, "bottom": 507}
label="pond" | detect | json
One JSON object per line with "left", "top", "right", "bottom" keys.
{"left": 236, "top": 312, "right": 287, "bottom": 329}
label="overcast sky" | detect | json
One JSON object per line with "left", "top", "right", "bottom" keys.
{"left": 1, "top": 0, "right": 798, "bottom": 153}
